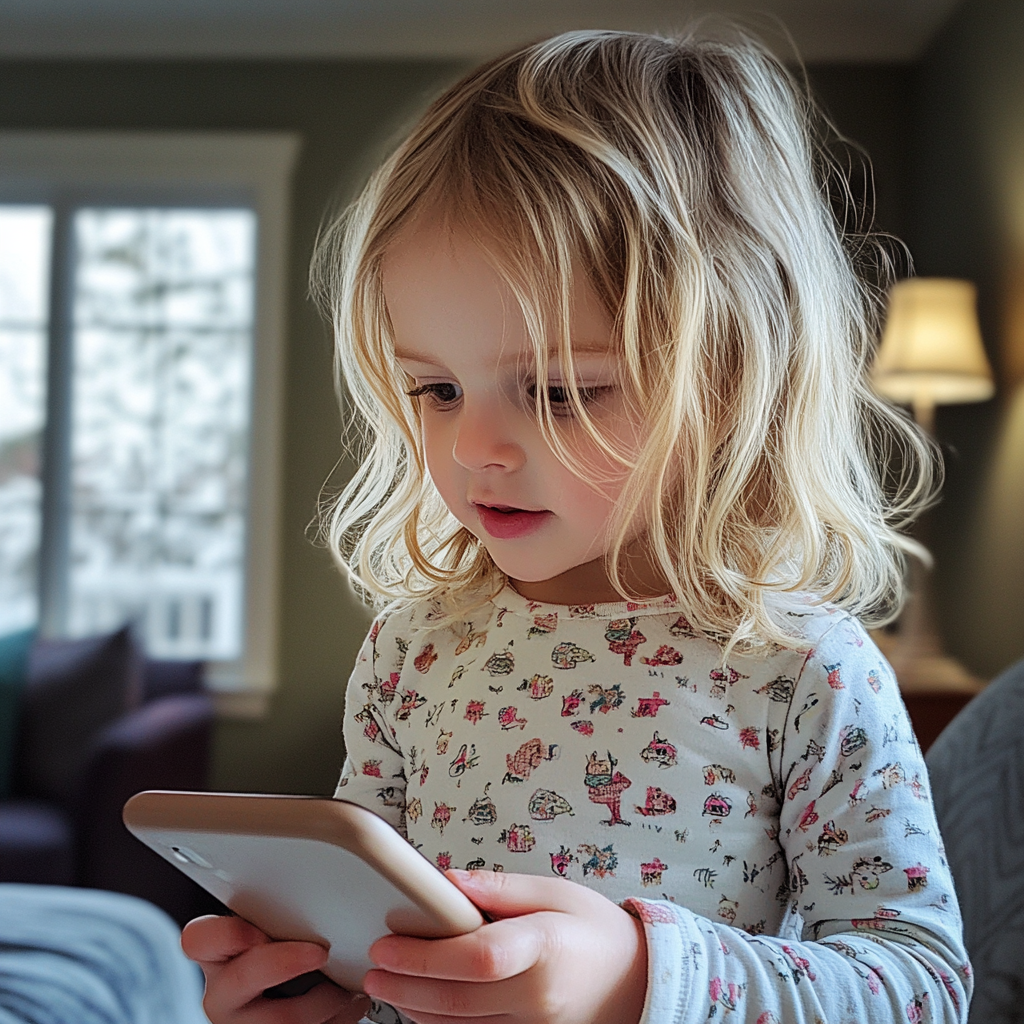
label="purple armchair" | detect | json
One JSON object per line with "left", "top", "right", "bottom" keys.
{"left": 0, "top": 628, "right": 217, "bottom": 925}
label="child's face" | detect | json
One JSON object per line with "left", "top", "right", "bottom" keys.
{"left": 383, "top": 220, "right": 662, "bottom": 604}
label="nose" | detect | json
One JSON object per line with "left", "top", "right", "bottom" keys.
{"left": 451, "top": 398, "right": 526, "bottom": 472}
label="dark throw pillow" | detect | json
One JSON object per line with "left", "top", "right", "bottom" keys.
{"left": 0, "top": 627, "right": 36, "bottom": 799}
{"left": 143, "top": 658, "right": 205, "bottom": 702}
{"left": 15, "top": 626, "right": 143, "bottom": 807}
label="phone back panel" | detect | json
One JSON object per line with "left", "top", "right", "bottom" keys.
{"left": 123, "top": 792, "right": 483, "bottom": 992}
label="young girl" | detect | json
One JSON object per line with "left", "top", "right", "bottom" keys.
{"left": 183, "top": 28, "right": 972, "bottom": 1024}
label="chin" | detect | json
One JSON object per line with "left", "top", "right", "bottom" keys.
{"left": 497, "top": 566, "right": 557, "bottom": 585}
{"left": 488, "top": 556, "right": 565, "bottom": 585}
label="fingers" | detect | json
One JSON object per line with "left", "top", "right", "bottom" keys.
{"left": 365, "top": 873, "right": 648, "bottom": 1024}
{"left": 202, "top": 939, "right": 334, "bottom": 1015}
{"left": 182, "top": 915, "right": 272, "bottom": 963}
{"left": 364, "top": 970, "right": 518, "bottom": 1019}
{"left": 183, "top": 914, "right": 363, "bottom": 1022}
{"left": 365, "top": 956, "right": 568, "bottom": 1023}
{"left": 209, "top": 979, "right": 365, "bottom": 1024}
{"left": 445, "top": 869, "right": 597, "bottom": 919}
{"left": 369, "top": 914, "right": 546, "bottom": 982}
{"left": 382, "top": 1011, "right": 513, "bottom": 1024}
{"left": 392, "top": 1016, "right": 512, "bottom": 1024}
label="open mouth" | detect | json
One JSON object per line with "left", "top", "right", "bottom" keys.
{"left": 474, "top": 503, "right": 552, "bottom": 540}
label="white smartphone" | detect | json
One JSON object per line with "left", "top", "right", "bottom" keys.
{"left": 123, "top": 791, "right": 484, "bottom": 993}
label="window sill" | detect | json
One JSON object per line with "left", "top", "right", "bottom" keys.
{"left": 211, "top": 689, "right": 271, "bottom": 720}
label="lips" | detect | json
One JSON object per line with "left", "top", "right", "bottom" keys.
{"left": 474, "top": 503, "right": 553, "bottom": 540}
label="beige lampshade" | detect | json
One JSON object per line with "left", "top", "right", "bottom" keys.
{"left": 873, "top": 278, "right": 995, "bottom": 406}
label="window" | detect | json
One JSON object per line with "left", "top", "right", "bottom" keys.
{"left": 0, "top": 205, "right": 50, "bottom": 632}
{"left": 0, "top": 133, "right": 300, "bottom": 714}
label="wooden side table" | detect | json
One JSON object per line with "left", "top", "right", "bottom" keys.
{"left": 900, "top": 691, "right": 979, "bottom": 753}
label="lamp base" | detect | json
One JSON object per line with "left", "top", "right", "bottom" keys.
{"left": 866, "top": 531, "right": 987, "bottom": 695}
{"left": 870, "top": 625, "right": 986, "bottom": 694}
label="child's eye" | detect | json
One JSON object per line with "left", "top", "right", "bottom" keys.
{"left": 406, "top": 382, "right": 462, "bottom": 407}
{"left": 528, "top": 383, "right": 611, "bottom": 413}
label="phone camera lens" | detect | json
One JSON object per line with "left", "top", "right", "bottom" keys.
{"left": 168, "top": 845, "right": 213, "bottom": 868}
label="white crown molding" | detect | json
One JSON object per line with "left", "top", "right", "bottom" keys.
{"left": 0, "top": 0, "right": 964, "bottom": 63}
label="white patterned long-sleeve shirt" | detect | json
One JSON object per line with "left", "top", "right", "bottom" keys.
{"left": 335, "top": 586, "right": 971, "bottom": 1024}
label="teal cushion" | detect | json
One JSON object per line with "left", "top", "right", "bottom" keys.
{"left": 0, "top": 628, "right": 35, "bottom": 799}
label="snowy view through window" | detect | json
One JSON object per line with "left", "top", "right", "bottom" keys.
{"left": 0, "top": 206, "right": 51, "bottom": 633}
{"left": 0, "top": 205, "right": 256, "bottom": 659}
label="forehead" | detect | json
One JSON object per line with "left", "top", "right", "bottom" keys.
{"left": 382, "top": 217, "right": 614, "bottom": 364}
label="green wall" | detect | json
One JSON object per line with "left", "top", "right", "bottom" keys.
{"left": 909, "top": 0, "right": 1024, "bottom": 679}
{"left": 810, "top": 34, "right": 1024, "bottom": 684}
{"left": 806, "top": 64, "right": 915, "bottom": 243}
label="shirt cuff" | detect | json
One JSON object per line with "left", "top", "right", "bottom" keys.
{"left": 622, "top": 898, "right": 704, "bottom": 1024}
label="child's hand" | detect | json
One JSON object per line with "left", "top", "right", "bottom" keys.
{"left": 181, "top": 914, "right": 371, "bottom": 1024}
{"left": 363, "top": 870, "right": 648, "bottom": 1024}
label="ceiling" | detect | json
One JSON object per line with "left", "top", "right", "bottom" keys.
{"left": 0, "top": 0, "right": 964, "bottom": 63}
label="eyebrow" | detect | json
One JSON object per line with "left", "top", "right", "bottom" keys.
{"left": 392, "top": 349, "right": 446, "bottom": 365}
{"left": 393, "top": 344, "right": 615, "bottom": 364}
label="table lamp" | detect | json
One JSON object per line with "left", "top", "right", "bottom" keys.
{"left": 871, "top": 278, "right": 994, "bottom": 692}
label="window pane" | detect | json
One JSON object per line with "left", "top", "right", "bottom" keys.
{"left": 68, "top": 208, "right": 256, "bottom": 659}
{"left": 0, "top": 205, "right": 51, "bottom": 634}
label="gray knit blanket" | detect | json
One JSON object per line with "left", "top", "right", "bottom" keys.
{"left": 927, "top": 657, "right": 1024, "bottom": 1024}
{"left": 0, "top": 884, "right": 208, "bottom": 1024}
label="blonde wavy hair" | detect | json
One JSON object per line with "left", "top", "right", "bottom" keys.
{"left": 312, "top": 27, "right": 937, "bottom": 651}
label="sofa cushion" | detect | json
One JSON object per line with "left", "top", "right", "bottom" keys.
{"left": 14, "top": 627, "right": 143, "bottom": 807}
{"left": 143, "top": 658, "right": 205, "bottom": 701}
{"left": 0, "top": 800, "right": 75, "bottom": 885}
{"left": 0, "top": 628, "right": 35, "bottom": 799}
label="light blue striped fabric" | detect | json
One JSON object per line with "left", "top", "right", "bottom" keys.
{"left": 0, "top": 885, "right": 208, "bottom": 1024}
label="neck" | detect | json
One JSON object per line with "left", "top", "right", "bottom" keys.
{"left": 510, "top": 544, "right": 670, "bottom": 606}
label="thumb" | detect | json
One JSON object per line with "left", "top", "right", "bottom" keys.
{"left": 445, "top": 868, "right": 590, "bottom": 919}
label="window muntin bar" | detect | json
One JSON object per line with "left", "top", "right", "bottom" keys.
{"left": 0, "top": 205, "right": 52, "bottom": 632}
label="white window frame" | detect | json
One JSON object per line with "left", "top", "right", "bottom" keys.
{"left": 0, "top": 131, "right": 301, "bottom": 717}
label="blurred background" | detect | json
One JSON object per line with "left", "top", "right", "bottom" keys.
{"left": 0, "top": 0, "right": 1021, "bottom": 799}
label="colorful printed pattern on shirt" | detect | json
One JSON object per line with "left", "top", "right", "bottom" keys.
{"left": 337, "top": 587, "right": 956, "bottom": 956}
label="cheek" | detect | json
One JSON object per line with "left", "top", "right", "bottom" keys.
{"left": 552, "top": 441, "right": 630, "bottom": 508}
{"left": 420, "top": 420, "right": 464, "bottom": 506}
{"left": 559, "top": 409, "right": 642, "bottom": 494}
{"left": 549, "top": 457, "right": 621, "bottom": 527}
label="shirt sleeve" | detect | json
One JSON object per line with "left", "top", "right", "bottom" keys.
{"left": 622, "top": 614, "right": 973, "bottom": 1024}
{"left": 334, "top": 614, "right": 409, "bottom": 835}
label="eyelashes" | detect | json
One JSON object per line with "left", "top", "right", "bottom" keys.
{"left": 527, "top": 384, "right": 610, "bottom": 407}
{"left": 406, "top": 381, "right": 612, "bottom": 413}
{"left": 406, "top": 382, "right": 461, "bottom": 404}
